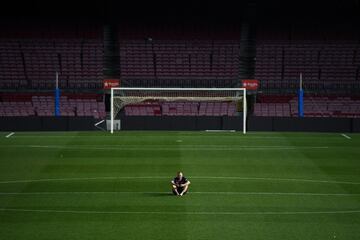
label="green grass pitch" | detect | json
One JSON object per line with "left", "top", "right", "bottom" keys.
{"left": 0, "top": 131, "right": 359, "bottom": 240}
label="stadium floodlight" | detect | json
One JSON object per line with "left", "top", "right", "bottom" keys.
{"left": 110, "top": 87, "right": 247, "bottom": 134}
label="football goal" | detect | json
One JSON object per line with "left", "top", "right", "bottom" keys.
{"left": 110, "top": 87, "right": 247, "bottom": 133}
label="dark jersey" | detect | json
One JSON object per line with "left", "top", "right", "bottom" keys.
{"left": 173, "top": 176, "right": 188, "bottom": 186}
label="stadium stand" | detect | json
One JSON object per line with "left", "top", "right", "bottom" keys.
{"left": 255, "top": 24, "right": 360, "bottom": 90}
{"left": 124, "top": 101, "right": 237, "bottom": 116}
{"left": 255, "top": 42, "right": 360, "bottom": 90}
{"left": 119, "top": 40, "right": 240, "bottom": 80}
{"left": 0, "top": 40, "right": 27, "bottom": 88}
{"left": 1, "top": 39, "right": 240, "bottom": 89}
{"left": 0, "top": 25, "right": 103, "bottom": 89}
{"left": 251, "top": 24, "right": 360, "bottom": 119}
{"left": 253, "top": 95, "right": 360, "bottom": 118}
{"left": 1, "top": 24, "right": 360, "bottom": 120}
{"left": 1, "top": 24, "right": 359, "bottom": 90}
{"left": 0, "top": 93, "right": 105, "bottom": 118}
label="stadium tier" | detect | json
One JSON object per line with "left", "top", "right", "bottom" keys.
{"left": 254, "top": 95, "right": 360, "bottom": 118}
{"left": 120, "top": 40, "right": 240, "bottom": 79}
{"left": 1, "top": 24, "right": 360, "bottom": 121}
{"left": 1, "top": 26, "right": 360, "bottom": 90}
{"left": 0, "top": 39, "right": 240, "bottom": 89}
{"left": 0, "top": 39, "right": 103, "bottom": 89}
{"left": 0, "top": 93, "right": 105, "bottom": 118}
{"left": 255, "top": 42, "right": 360, "bottom": 89}
{"left": 124, "top": 101, "right": 237, "bottom": 116}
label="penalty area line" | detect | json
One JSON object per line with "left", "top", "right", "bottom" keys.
{"left": 5, "top": 132, "right": 15, "bottom": 138}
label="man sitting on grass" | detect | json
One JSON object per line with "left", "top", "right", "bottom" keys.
{"left": 171, "top": 171, "right": 190, "bottom": 196}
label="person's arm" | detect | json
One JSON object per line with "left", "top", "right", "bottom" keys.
{"left": 171, "top": 180, "right": 180, "bottom": 195}
{"left": 180, "top": 180, "right": 190, "bottom": 187}
{"left": 171, "top": 180, "right": 179, "bottom": 187}
{"left": 179, "top": 180, "right": 190, "bottom": 196}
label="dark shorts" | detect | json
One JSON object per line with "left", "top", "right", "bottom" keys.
{"left": 172, "top": 187, "right": 188, "bottom": 195}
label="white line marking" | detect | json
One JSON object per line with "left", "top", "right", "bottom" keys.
{"left": 192, "top": 192, "right": 360, "bottom": 196}
{"left": 5, "top": 132, "right": 14, "bottom": 138}
{"left": 0, "top": 176, "right": 359, "bottom": 185}
{"left": 1, "top": 144, "right": 327, "bottom": 148}
{"left": 341, "top": 134, "right": 351, "bottom": 139}
{"left": 0, "top": 191, "right": 359, "bottom": 196}
{"left": 194, "top": 176, "right": 360, "bottom": 185}
{"left": 0, "top": 208, "right": 359, "bottom": 215}
{"left": 205, "top": 130, "right": 236, "bottom": 132}
{"left": 94, "top": 120, "right": 105, "bottom": 126}
{"left": 0, "top": 176, "right": 165, "bottom": 184}
{"left": 0, "top": 144, "right": 329, "bottom": 151}
{"left": 8, "top": 134, "right": 341, "bottom": 139}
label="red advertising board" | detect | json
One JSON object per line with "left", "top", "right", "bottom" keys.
{"left": 103, "top": 79, "right": 120, "bottom": 89}
{"left": 242, "top": 79, "right": 259, "bottom": 90}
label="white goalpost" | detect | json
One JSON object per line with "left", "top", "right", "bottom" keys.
{"left": 110, "top": 87, "right": 247, "bottom": 134}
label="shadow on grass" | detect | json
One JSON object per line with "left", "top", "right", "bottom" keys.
{"left": 143, "top": 192, "right": 175, "bottom": 197}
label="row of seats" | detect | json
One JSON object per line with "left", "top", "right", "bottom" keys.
{"left": 253, "top": 95, "right": 360, "bottom": 118}
{"left": 0, "top": 39, "right": 103, "bottom": 89}
{"left": 253, "top": 103, "right": 291, "bottom": 117}
{"left": 0, "top": 95, "right": 105, "bottom": 118}
{"left": 0, "top": 39, "right": 240, "bottom": 89}
{"left": 119, "top": 40, "right": 240, "bottom": 78}
{"left": 255, "top": 42, "right": 360, "bottom": 89}
{"left": 124, "top": 101, "right": 238, "bottom": 116}
{"left": 1, "top": 28, "right": 360, "bottom": 89}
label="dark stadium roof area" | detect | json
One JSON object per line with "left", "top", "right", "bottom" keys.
{"left": 1, "top": 0, "right": 359, "bottom": 24}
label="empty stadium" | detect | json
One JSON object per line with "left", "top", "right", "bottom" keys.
{"left": 0, "top": 1, "right": 360, "bottom": 239}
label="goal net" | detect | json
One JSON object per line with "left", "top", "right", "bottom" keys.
{"left": 110, "top": 87, "right": 247, "bottom": 133}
